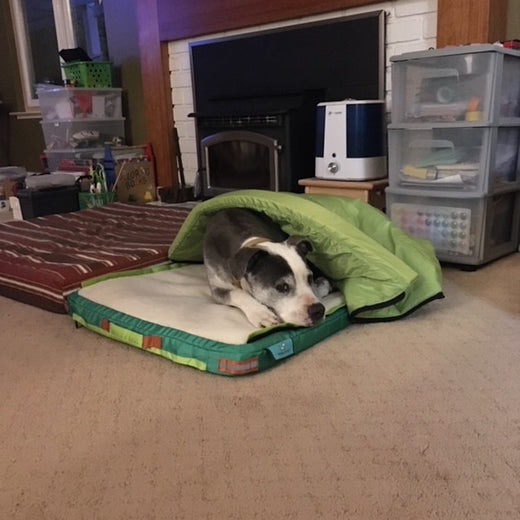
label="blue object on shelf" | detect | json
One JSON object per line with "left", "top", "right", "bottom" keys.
{"left": 103, "top": 145, "right": 116, "bottom": 189}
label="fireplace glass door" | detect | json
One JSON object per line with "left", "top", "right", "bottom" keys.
{"left": 201, "top": 131, "right": 279, "bottom": 197}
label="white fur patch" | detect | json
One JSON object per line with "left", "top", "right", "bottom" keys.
{"left": 251, "top": 241, "right": 322, "bottom": 326}
{"left": 241, "top": 236, "right": 269, "bottom": 248}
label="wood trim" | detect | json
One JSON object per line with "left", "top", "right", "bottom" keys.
{"left": 156, "top": 0, "right": 379, "bottom": 42}
{"left": 437, "top": 0, "right": 507, "bottom": 48}
{"left": 136, "top": 0, "right": 178, "bottom": 190}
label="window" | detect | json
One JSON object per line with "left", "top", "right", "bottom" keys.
{"left": 9, "top": 0, "right": 108, "bottom": 111}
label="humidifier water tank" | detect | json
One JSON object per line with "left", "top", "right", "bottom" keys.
{"left": 315, "top": 99, "right": 386, "bottom": 181}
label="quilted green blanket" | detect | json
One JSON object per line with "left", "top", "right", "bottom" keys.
{"left": 168, "top": 190, "right": 444, "bottom": 321}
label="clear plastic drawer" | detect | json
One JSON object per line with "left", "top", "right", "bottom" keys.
{"left": 37, "top": 87, "right": 122, "bottom": 121}
{"left": 44, "top": 148, "right": 105, "bottom": 172}
{"left": 391, "top": 45, "right": 520, "bottom": 124}
{"left": 386, "top": 187, "right": 520, "bottom": 265}
{"left": 41, "top": 119, "right": 125, "bottom": 151}
{"left": 388, "top": 125, "right": 520, "bottom": 195}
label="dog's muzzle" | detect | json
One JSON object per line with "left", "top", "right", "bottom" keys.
{"left": 308, "top": 302, "right": 325, "bottom": 324}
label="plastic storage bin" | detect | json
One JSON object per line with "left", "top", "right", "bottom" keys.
{"left": 37, "top": 87, "right": 122, "bottom": 121}
{"left": 386, "top": 187, "right": 520, "bottom": 265}
{"left": 387, "top": 124, "right": 520, "bottom": 194}
{"left": 44, "top": 148, "right": 105, "bottom": 172}
{"left": 391, "top": 44, "right": 520, "bottom": 124}
{"left": 41, "top": 119, "right": 125, "bottom": 151}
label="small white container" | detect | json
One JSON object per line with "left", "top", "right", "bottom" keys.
{"left": 315, "top": 100, "right": 387, "bottom": 181}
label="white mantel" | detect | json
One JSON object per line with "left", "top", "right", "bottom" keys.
{"left": 169, "top": 0, "right": 438, "bottom": 185}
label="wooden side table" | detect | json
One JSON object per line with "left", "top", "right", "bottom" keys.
{"left": 298, "top": 177, "right": 389, "bottom": 211}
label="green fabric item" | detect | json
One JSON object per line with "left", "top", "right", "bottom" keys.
{"left": 168, "top": 190, "right": 444, "bottom": 320}
{"left": 67, "top": 286, "right": 349, "bottom": 376}
{"left": 414, "top": 148, "right": 465, "bottom": 168}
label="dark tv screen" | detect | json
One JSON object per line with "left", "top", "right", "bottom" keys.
{"left": 190, "top": 11, "right": 385, "bottom": 115}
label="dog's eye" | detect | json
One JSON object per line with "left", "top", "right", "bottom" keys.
{"left": 275, "top": 282, "right": 290, "bottom": 293}
{"left": 307, "top": 274, "right": 314, "bottom": 285}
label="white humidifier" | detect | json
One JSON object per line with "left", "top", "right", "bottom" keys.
{"left": 315, "top": 99, "right": 386, "bottom": 181}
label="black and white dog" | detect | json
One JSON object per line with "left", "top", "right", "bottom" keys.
{"left": 203, "top": 208, "right": 332, "bottom": 328}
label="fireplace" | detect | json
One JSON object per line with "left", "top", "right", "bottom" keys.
{"left": 193, "top": 92, "right": 321, "bottom": 196}
{"left": 189, "top": 11, "right": 385, "bottom": 198}
{"left": 201, "top": 129, "right": 279, "bottom": 193}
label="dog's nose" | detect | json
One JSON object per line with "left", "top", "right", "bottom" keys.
{"left": 308, "top": 302, "right": 325, "bottom": 323}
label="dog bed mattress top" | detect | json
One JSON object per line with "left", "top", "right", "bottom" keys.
{"left": 76, "top": 263, "right": 345, "bottom": 345}
{"left": 68, "top": 263, "right": 349, "bottom": 376}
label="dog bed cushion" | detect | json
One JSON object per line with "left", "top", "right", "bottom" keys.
{"left": 168, "top": 190, "right": 444, "bottom": 321}
{"left": 68, "top": 263, "right": 348, "bottom": 376}
{"left": 68, "top": 190, "right": 443, "bottom": 376}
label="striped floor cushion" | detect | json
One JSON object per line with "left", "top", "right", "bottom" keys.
{"left": 0, "top": 202, "right": 191, "bottom": 312}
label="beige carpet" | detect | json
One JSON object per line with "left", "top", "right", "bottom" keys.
{"left": 1, "top": 253, "right": 519, "bottom": 520}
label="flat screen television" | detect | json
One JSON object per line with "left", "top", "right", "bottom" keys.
{"left": 189, "top": 10, "right": 386, "bottom": 115}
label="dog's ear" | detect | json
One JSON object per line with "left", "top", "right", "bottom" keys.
{"left": 286, "top": 236, "right": 313, "bottom": 257}
{"left": 230, "top": 247, "right": 268, "bottom": 280}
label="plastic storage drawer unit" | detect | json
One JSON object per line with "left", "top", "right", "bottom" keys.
{"left": 386, "top": 187, "right": 520, "bottom": 265}
{"left": 37, "top": 87, "right": 122, "bottom": 121}
{"left": 391, "top": 44, "right": 520, "bottom": 124}
{"left": 387, "top": 125, "right": 520, "bottom": 194}
{"left": 41, "top": 119, "right": 125, "bottom": 151}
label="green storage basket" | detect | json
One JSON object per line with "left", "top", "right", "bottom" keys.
{"left": 62, "top": 61, "right": 112, "bottom": 88}
{"left": 78, "top": 191, "right": 117, "bottom": 209}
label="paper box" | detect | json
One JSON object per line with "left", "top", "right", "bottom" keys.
{"left": 113, "top": 159, "right": 156, "bottom": 203}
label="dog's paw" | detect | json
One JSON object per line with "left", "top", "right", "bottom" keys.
{"left": 246, "top": 305, "right": 282, "bottom": 328}
{"left": 312, "top": 276, "right": 334, "bottom": 299}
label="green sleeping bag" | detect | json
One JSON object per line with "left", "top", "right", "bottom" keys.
{"left": 168, "top": 190, "right": 444, "bottom": 321}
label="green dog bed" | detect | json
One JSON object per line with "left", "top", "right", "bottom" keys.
{"left": 68, "top": 191, "right": 443, "bottom": 376}
{"left": 68, "top": 263, "right": 348, "bottom": 376}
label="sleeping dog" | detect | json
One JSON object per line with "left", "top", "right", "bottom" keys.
{"left": 203, "top": 208, "right": 332, "bottom": 328}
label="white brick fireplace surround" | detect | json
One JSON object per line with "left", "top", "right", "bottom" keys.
{"left": 169, "top": 0, "right": 438, "bottom": 186}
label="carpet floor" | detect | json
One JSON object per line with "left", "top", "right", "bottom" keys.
{"left": 1, "top": 253, "right": 519, "bottom": 519}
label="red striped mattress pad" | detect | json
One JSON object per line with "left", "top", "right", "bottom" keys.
{"left": 0, "top": 203, "right": 191, "bottom": 313}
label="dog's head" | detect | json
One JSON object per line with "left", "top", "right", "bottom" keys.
{"left": 231, "top": 236, "right": 325, "bottom": 327}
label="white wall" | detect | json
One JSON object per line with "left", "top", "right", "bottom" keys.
{"left": 168, "top": 0, "right": 438, "bottom": 185}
